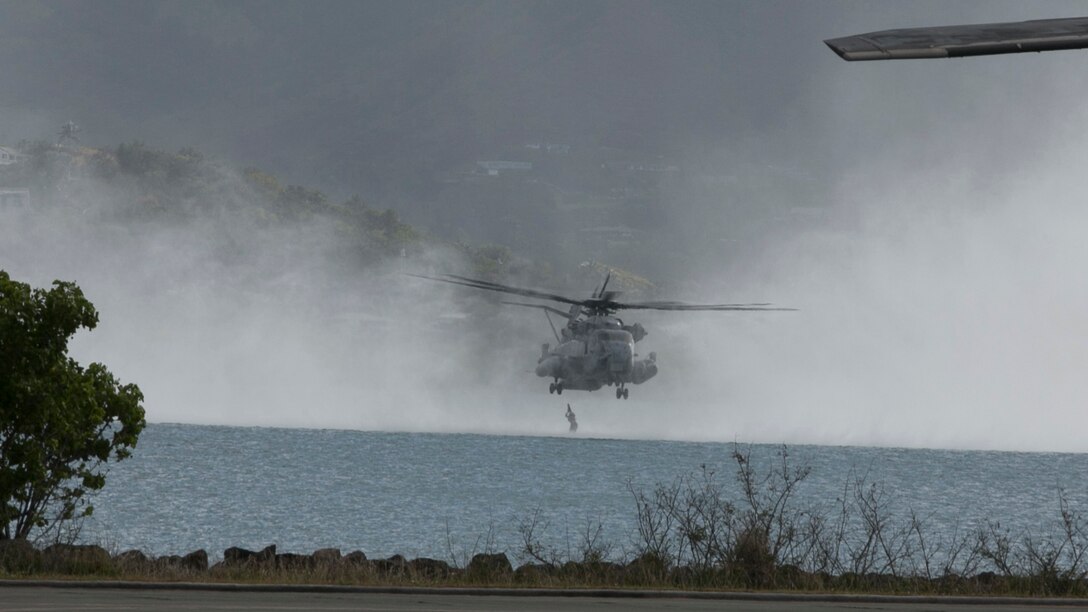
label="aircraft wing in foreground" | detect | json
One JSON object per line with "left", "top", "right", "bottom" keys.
{"left": 826, "top": 16, "right": 1088, "bottom": 61}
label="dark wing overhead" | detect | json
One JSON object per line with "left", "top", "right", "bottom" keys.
{"left": 825, "top": 16, "right": 1088, "bottom": 61}
{"left": 409, "top": 273, "right": 794, "bottom": 313}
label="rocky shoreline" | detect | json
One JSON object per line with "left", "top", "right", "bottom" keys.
{"left": 3, "top": 540, "right": 1088, "bottom": 597}
{"left": 0, "top": 540, "right": 528, "bottom": 582}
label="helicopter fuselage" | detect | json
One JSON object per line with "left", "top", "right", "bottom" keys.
{"left": 537, "top": 318, "right": 657, "bottom": 399}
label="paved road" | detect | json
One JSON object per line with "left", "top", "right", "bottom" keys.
{"left": 3, "top": 585, "right": 1088, "bottom": 612}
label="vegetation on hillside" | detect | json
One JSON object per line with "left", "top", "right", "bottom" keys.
{"left": 3, "top": 141, "right": 552, "bottom": 282}
{"left": 1, "top": 140, "right": 650, "bottom": 290}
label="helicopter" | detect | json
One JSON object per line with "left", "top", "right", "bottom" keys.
{"left": 411, "top": 272, "right": 792, "bottom": 399}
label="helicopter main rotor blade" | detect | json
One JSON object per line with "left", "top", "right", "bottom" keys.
{"left": 407, "top": 273, "right": 584, "bottom": 307}
{"left": 500, "top": 301, "right": 574, "bottom": 319}
{"left": 410, "top": 272, "right": 796, "bottom": 313}
{"left": 596, "top": 272, "right": 611, "bottom": 299}
{"left": 611, "top": 301, "right": 797, "bottom": 312}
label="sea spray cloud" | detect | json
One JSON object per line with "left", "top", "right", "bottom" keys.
{"left": 636, "top": 48, "right": 1088, "bottom": 452}
{"left": 0, "top": 164, "right": 547, "bottom": 434}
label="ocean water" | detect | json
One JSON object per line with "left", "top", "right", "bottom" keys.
{"left": 82, "top": 423, "right": 1088, "bottom": 564}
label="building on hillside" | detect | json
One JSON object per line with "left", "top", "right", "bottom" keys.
{"left": 0, "top": 147, "right": 22, "bottom": 165}
{"left": 475, "top": 160, "right": 532, "bottom": 176}
{"left": 524, "top": 142, "right": 571, "bottom": 154}
{"left": 601, "top": 161, "right": 679, "bottom": 174}
{"left": 0, "top": 188, "right": 30, "bottom": 207}
{"left": 578, "top": 225, "right": 643, "bottom": 245}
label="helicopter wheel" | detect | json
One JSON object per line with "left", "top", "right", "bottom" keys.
{"left": 623, "top": 388, "right": 629, "bottom": 400}
{"left": 615, "top": 387, "right": 622, "bottom": 399}
{"left": 556, "top": 384, "right": 563, "bottom": 395}
{"left": 549, "top": 382, "right": 556, "bottom": 394}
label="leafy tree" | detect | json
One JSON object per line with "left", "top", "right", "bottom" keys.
{"left": 242, "top": 167, "right": 284, "bottom": 199}
{"left": 279, "top": 184, "right": 328, "bottom": 218}
{"left": 0, "top": 271, "right": 145, "bottom": 541}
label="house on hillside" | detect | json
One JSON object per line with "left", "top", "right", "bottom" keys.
{"left": 0, "top": 147, "right": 22, "bottom": 165}
{"left": 475, "top": 160, "right": 532, "bottom": 176}
{"left": 524, "top": 142, "right": 570, "bottom": 154}
{"left": 0, "top": 188, "right": 30, "bottom": 207}
{"left": 601, "top": 161, "right": 679, "bottom": 174}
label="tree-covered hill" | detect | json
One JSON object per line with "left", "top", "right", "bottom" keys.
{"left": 0, "top": 140, "right": 593, "bottom": 290}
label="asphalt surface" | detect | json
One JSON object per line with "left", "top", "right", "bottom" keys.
{"left": 4, "top": 583, "right": 1088, "bottom": 612}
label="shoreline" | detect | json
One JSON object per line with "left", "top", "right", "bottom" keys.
{"left": 3, "top": 542, "right": 1088, "bottom": 599}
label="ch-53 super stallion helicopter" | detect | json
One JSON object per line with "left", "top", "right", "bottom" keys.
{"left": 412, "top": 272, "right": 792, "bottom": 399}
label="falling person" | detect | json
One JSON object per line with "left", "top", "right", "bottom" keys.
{"left": 565, "top": 404, "right": 578, "bottom": 433}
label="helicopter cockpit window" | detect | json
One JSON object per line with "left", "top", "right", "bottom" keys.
{"left": 597, "top": 330, "right": 631, "bottom": 343}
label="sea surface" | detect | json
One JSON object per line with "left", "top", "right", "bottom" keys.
{"left": 82, "top": 423, "right": 1088, "bottom": 563}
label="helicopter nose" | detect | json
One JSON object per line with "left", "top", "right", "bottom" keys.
{"left": 608, "top": 343, "right": 634, "bottom": 373}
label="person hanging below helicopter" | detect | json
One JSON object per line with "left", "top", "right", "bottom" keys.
{"left": 565, "top": 404, "right": 578, "bottom": 433}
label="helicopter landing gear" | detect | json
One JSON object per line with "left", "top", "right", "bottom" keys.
{"left": 549, "top": 381, "right": 563, "bottom": 395}
{"left": 615, "top": 386, "right": 629, "bottom": 400}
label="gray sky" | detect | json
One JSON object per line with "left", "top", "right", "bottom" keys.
{"left": 0, "top": 1, "right": 1077, "bottom": 190}
{"left": 3, "top": 1, "right": 1088, "bottom": 451}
